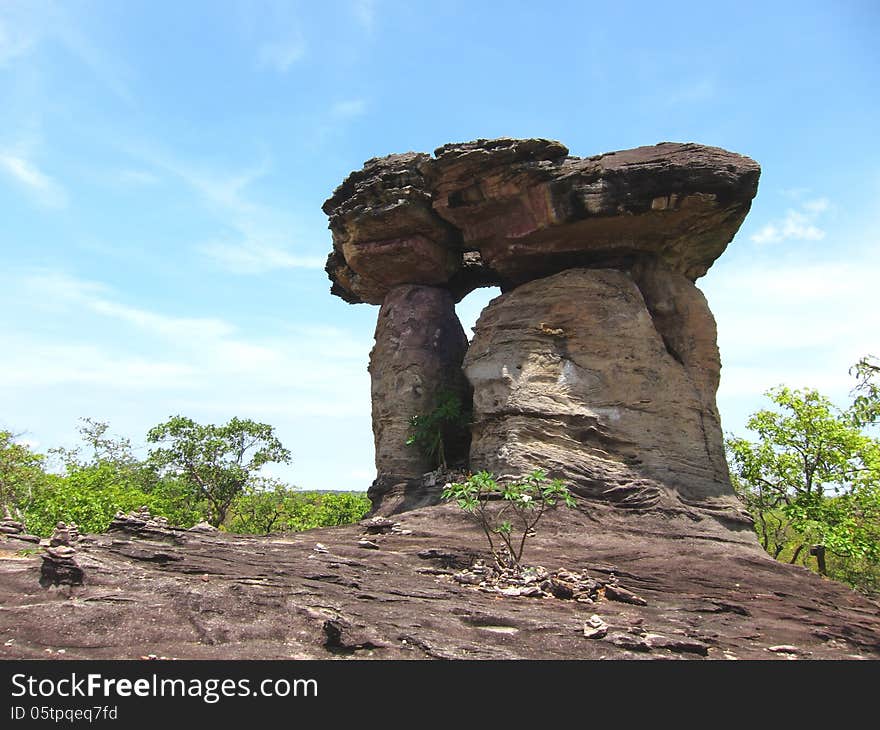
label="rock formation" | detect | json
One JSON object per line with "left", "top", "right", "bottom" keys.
{"left": 323, "top": 138, "right": 760, "bottom": 519}
{"left": 40, "top": 523, "right": 84, "bottom": 587}
{"left": 2, "top": 503, "right": 878, "bottom": 659}
{"left": 368, "top": 284, "right": 470, "bottom": 512}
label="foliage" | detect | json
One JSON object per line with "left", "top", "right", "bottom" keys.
{"left": 850, "top": 355, "right": 880, "bottom": 428}
{"left": 406, "top": 388, "right": 470, "bottom": 470}
{"left": 726, "top": 374, "right": 880, "bottom": 594}
{"left": 2, "top": 416, "right": 367, "bottom": 538}
{"left": 22, "top": 467, "right": 200, "bottom": 537}
{"left": 16, "top": 419, "right": 203, "bottom": 536}
{"left": 0, "top": 430, "right": 48, "bottom": 512}
{"left": 226, "top": 484, "right": 370, "bottom": 535}
{"left": 442, "top": 469, "right": 576, "bottom": 569}
{"left": 147, "top": 416, "right": 292, "bottom": 527}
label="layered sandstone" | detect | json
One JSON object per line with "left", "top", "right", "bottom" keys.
{"left": 368, "top": 285, "right": 470, "bottom": 510}
{"left": 322, "top": 138, "right": 760, "bottom": 519}
{"left": 324, "top": 139, "right": 760, "bottom": 303}
{"left": 464, "top": 267, "right": 742, "bottom": 520}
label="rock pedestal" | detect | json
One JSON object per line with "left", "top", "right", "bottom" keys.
{"left": 464, "top": 267, "right": 739, "bottom": 517}
{"left": 368, "top": 284, "right": 469, "bottom": 510}
{"left": 323, "top": 138, "right": 760, "bottom": 520}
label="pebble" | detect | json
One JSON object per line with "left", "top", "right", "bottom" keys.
{"left": 767, "top": 645, "right": 801, "bottom": 654}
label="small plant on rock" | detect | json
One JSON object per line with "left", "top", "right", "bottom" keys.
{"left": 441, "top": 469, "right": 576, "bottom": 570}
{"left": 406, "top": 388, "right": 470, "bottom": 470}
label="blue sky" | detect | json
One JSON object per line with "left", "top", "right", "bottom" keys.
{"left": 1, "top": 0, "right": 878, "bottom": 489}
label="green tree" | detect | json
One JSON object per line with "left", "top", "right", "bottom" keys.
{"left": 0, "top": 430, "right": 49, "bottom": 513}
{"left": 726, "top": 382, "right": 880, "bottom": 592}
{"left": 227, "top": 484, "right": 370, "bottom": 534}
{"left": 851, "top": 355, "right": 879, "bottom": 428}
{"left": 147, "top": 416, "right": 291, "bottom": 527}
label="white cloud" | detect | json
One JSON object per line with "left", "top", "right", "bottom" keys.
{"left": 702, "top": 250, "right": 880, "bottom": 437}
{"left": 257, "top": 36, "right": 306, "bottom": 72}
{"left": 750, "top": 197, "right": 829, "bottom": 244}
{"left": 801, "top": 197, "right": 830, "bottom": 215}
{"left": 0, "top": 1, "right": 132, "bottom": 104}
{"left": 1, "top": 268, "right": 376, "bottom": 487}
{"left": 116, "top": 169, "right": 160, "bottom": 186}
{"left": 665, "top": 77, "right": 715, "bottom": 105}
{"left": 200, "top": 240, "right": 325, "bottom": 273}
{"left": 126, "top": 146, "right": 324, "bottom": 274}
{"left": 352, "top": 0, "right": 377, "bottom": 34}
{"left": 331, "top": 98, "right": 368, "bottom": 119}
{"left": 0, "top": 7, "right": 37, "bottom": 65}
{"left": 0, "top": 151, "right": 67, "bottom": 207}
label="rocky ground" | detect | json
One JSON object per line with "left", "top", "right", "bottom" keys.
{"left": 1, "top": 502, "right": 878, "bottom": 660}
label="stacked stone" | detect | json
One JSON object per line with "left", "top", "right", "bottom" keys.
{"left": 323, "top": 138, "right": 760, "bottom": 519}
{"left": 0, "top": 507, "right": 41, "bottom": 543}
{"left": 0, "top": 516, "right": 25, "bottom": 536}
{"left": 67, "top": 522, "right": 81, "bottom": 542}
{"left": 109, "top": 506, "right": 170, "bottom": 533}
{"left": 188, "top": 521, "right": 218, "bottom": 533}
{"left": 49, "top": 521, "right": 71, "bottom": 546}
{"left": 40, "top": 522, "right": 83, "bottom": 587}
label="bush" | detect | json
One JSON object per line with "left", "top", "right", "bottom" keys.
{"left": 442, "top": 469, "right": 576, "bottom": 569}
{"left": 226, "top": 487, "right": 370, "bottom": 534}
{"left": 22, "top": 466, "right": 202, "bottom": 536}
{"left": 406, "top": 388, "right": 470, "bottom": 469}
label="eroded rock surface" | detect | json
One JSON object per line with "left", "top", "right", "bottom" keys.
{"left": 324, "top": 138, "right": 759, "bottom": 303}
{"left": 1, "top": 505, "right": 877, "bottom": 660}
{"left": 323, "top": 137, "right": 759, "bottom": 519}
{"left": 464, "top": 268, "right": 742, "bottom": 519}
{"left": 368, "top": 285, "right": 470, "bottom": 508}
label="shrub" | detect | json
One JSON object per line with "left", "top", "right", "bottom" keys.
{"left": 406, "top": 388, "right": 470, "bottom": 469}
{"left": 442, "top": 469, "right": 576, "bottom": 569}
{"left": 227, "top": 487, "right": 370, "bottom": 534}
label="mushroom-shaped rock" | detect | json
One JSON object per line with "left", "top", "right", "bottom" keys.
{"left": 323, "top": 152, "right": 463, "bottom": 305}
{"left": 323, "top": 138, "right": 759, "bottom": 521}
{"left": 323, "top": 139, "right": 760, "bottom": 302}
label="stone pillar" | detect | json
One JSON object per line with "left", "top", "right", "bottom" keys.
{"left": 631, "top": 257, "right": 729, "bottom": 488}
{"left": 464, "top": 267, "right": 738, "bottom": 516}
{"left": 368, "top": 284, "right": 469, "bottom": 513}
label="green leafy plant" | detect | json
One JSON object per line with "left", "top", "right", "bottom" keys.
{"left": 0, "top": 430, "right": 49, "bottom": 512}
{"left": 147, "top": 415, "right": 292, "bottom": 527}
{"left": 726, "top": 367, "right": 880, "bottom": 594}
{"left": 406, "top": 388, "right": 470, "bottom": 470}
{"left": 441, "top": 469, "right": 576, "bottom": 569}
{"left": 227, "top": 483, "right": 370, "bottom": 535}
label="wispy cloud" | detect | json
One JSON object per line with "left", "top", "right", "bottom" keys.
{"left": 0, "top": 3, "right": 38, "bottom": 65}
{"left": 126, "top": 146, "right": 323, "bottom": 273}
{"left": 3, "top": 267, "right": 377, "bottom": 487}
{"left": 665, "top": 77, "right": 715, "bottom": 105}
{"left": 200, "top": 241, "right": 325, "bottom": 273}
{"left": 116, "top": 169, "right": 160, "bottom": 186}
{"left": 703, "top": 249, "right": 880, "bottom": 436}
{"left": 257, "top": 35, "right": 306, "bottom": 72}
{"left": 0, "top": 0, "right": 133, "bottom": 104}
{"left": 249, "top": 1, "right": 307, "bottom": 72}
{"left": 750, "top": 197, "right": 830, "bottom": 244}
{"left": 331, "top": 98, "right": 368, "bottom": 119}
{"left": 0, "top": 150, "right": 68, "bottom": 207}
{"left": 352, "top": 0, "right": 377, "bottom": 34}
{"left": 8, "top": 269, "right": 370, "bottom": 395}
